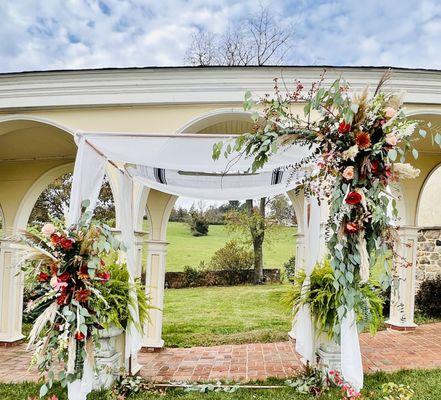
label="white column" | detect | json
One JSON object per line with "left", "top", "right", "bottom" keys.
{"left": 386, "top": 226, "right": 418, "bottom": 331}
{"left": 142, "top": 240, "right": 168, "bottom": 348}
{"left": 0, "top": 239, "right": 25, "bottom": 344}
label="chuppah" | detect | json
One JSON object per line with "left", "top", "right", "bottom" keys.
{"left": 16, "top": 73, "right": 431, "bottom": 400}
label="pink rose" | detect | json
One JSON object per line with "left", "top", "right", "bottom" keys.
{"left": 385, "top": 133, "right": 398, "bottom": 146}
{"left": 342, "top": 166, "right": 354, "bottom": 180}
{"left": 41, "top": 223, "right": 56, "bottom": 237}
{"left": 50, "top": 275, "right": 68, "bottom": 292}
{"left": 384, "top": 106, "right": 396, "bottom": 119}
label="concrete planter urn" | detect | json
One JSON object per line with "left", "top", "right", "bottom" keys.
{"left": 93, "top": 325, "right": 124, "bottom": 390}
{"left": 316, "top": 336, "right": 341, "bottom": 373}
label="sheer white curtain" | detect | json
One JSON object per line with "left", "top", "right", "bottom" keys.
{"left": 294, "top": 197, "right": 321, "bottom": 363}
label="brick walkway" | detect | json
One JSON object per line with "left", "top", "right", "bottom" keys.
{"left": 1, "top": 323, "right": 441, "bottom": 384}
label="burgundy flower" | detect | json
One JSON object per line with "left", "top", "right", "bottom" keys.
{"left": 338, "top": 121, "right": 351, "bottom": 134}
{"left": 355, "top": 131, "right": 371, "bottom": 149}
{"left": 345, "top": 191, "right": 362, "bottom": 205}
{"left": 56, "top": 292, "right": 68, "bottom": 305}
{"left": 37, "top": 272, "right": 50, "bottom": 282}
{"left": 345, "top": 222, "right": 359, "bottom": 234}
{"left": 371, "top": 159, "right": 379, "bottom": 175}
{"left": 74, "top": 331, "right": 85, "bottom": 341}
{"left": 74, "top": 289, "right": 91, "bottom": 303}
{"left": 58, "top": 272, "right": 70, "bottom": 282}
{"left": 60, "top": 237, "right": 73, "bottom": 250}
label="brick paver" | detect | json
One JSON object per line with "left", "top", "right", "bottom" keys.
{"left": 1, "top": 323, "right": 440, "bottom": 384}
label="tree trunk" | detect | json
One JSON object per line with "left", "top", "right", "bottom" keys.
{"left": 246, "top": 198, "right": 266, "bottom": 284}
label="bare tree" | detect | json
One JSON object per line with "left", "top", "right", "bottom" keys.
{"left": 248, "top": 7, "right": 293, "bottom": 66}
{"left": 185, "top": 29, "right": 218, "bottom": 66}
{"left": 185, "top": 5, "right": 294, "bottom": 66}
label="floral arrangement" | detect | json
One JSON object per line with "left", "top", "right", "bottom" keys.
{"left": 213, "top": 72, "right": 438, "bottom": 339}
{"left": 17, "top": 206, "right": 126, "bottom": 397}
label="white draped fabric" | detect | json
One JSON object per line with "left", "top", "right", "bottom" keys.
{"left": 68, "top": 131, "right": 364, "bottom": 394}
{"left": 117, "top": 172, "right": 143, "bottom": 362}
{"left": 294, "top": 197, "right": 321, "bottom": 363}
{"left": 341, "top": 310, "right": 364, "bottom": 391}
{"left": 67, "top": 136, "right": 107, "bottom": 226}
{"left": 82, "top": 133, "right": 309, "bottom": 200}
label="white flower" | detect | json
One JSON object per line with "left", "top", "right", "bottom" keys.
{"left": 393, "top": 163, "right": 420, "bottom": 179}
{"left": 396, "top": 122, "right": 417, "bottom": 139}
{"left": 41, "top": 223, "right": 56, "bottom": 236}
{"left": 342, "top": 145, "right": 359, "bottom": 161}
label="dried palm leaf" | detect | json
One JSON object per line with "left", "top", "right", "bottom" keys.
{"left": 27, "top": 302, "right": 59, "bottom": 349}
{"left": 374, "top": 69, "right": 393, "bottom": 96}
{"left": 353, "top": 87, "right": 369, "bottom": 125}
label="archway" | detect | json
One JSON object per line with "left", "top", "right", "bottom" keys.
{"left": 142, "top": 109, "right": 303, "bottom": 349}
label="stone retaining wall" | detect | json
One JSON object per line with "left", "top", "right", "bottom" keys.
{"left": 416, "top": 227, "right": 441, "bottom": 288}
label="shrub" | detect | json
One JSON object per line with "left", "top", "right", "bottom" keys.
{"left": 182, "top": 265, "right": 202, "bottom": 287}
{"left": 209, "top": 240, "right": 254, "bottom": 285}
{"left": 416, "top": 275, "right": 441, "bottom": 317}
{"left": 188, "top": 211, "right": 209, "bottom": 236}
{"left": 283, "top": 255, "right": 296, "bottom": 282}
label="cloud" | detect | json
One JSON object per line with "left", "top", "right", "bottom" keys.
{"left": 0, "top": 0, "right": 439, "bottom": 72}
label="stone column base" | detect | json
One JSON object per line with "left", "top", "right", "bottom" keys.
{"left": 0, "top": 333, "right": 25, "bottom": 347}
{"left": 385, "top": 320, "right": 417, "bottom": 332}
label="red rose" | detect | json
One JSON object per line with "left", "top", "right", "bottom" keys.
{"left": 345, "top": 191, "right": 362, "bottom": 205}
{"left": 97, "top": 270, "right": 111, "bottom": 283}
{"left": 58, "top": 272, "right": 70, "bottom": 282}
{"left": 345, "top": 222, "right": 359, "bottom": 234}
{"left": 60, "top": 238, "right": 73, "bottom": 250}
{"left": 74, "top": 289, "right": 91, "bottom": 303}
{"left": 74, "top": 331, "right": 85, "bottom": 341}
{"left": 338, "top": 121, "right": 351, "bottom": 134}
{"left": 37, "top": 272, "right": 50, "bottom": 282}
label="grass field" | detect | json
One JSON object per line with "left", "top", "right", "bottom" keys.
{"left": 1, "top": 369, "right": 440, "bottom": 399}
{"left": 162, "top": 284, "right": 292, "bottom": 347}
{"left": 164, "top": 222, "right": 297, "bottom": 272}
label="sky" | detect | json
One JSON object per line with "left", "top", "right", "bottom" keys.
{"left": 1, "top": 0, "right": 440, "bottom": 208}
{"left": 0, "top": 0, "right": 440, "bottom": 73}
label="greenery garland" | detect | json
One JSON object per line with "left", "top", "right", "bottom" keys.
{"left": 213, "top": 72, "right": 441, "bottom": 338}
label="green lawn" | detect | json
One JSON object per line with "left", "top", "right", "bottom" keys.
{"left": 1, "top": 369, "right": 440, "bottom": 399}
{"left": 163, "top": 222, "right": 296, "bottom": 272}
{"left": 162, "top": 284, "right": 292, "bottom": 348}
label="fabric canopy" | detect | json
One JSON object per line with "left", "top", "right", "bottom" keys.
{"left": 70, "top": 131, "right": 363, "bottom": 392}
{"left": 80, "top": 132, "right": 311, "bottom": 200}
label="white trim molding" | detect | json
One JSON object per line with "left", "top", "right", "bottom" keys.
{"left": 1, "top": 67, "right": 441, "bottom": 110}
